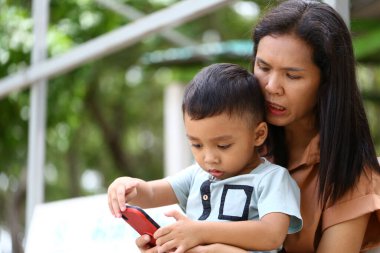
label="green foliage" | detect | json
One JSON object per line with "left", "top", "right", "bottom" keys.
{"left": 352, "top": 19, "right": 380, "bottom": 63}
{"left": 0, "top": 0, "right": 264, "bottom": 212}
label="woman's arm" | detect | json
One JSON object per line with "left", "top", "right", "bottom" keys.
{"left": 317, "top": 213, "right": 370, "bottom": 253}
{"left": 186, "top": 244, "right": 249, "bottom": 253}
{"left": 136, "top": 235, "right": 249, "bottom": 253}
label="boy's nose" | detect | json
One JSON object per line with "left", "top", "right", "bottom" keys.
{"left": 203, "top": 151, "right": 219, "bottom": 164}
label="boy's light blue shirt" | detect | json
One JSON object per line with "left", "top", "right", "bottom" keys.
{"left": 166, "top": 158, "right": 303, "bottom": 253}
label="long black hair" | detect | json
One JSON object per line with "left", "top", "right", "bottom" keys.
{"left": 252, "top": 0, "right": 380, "bottom": 204}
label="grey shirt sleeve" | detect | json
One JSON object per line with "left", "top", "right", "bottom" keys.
{"left": 165, "top": 164, "right": 197, "bottom": 212}
{"left": 256, "top": 166, "right": 303, "bottom": 234}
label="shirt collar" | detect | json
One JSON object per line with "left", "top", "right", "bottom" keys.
{"left": 288, "top": 134, "right": 320, "bottom": 171}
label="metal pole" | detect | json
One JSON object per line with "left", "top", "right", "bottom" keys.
{"left": 323, "top": 0, "right": 350, "bottom": 27}
{"left": 0, "top": 0, "right": 236, "bottom": 98}
{"left": 164, "top": 85, "right": 192, "bottom": 176}
{"left": 26, "top": 0, "right": 49, "bottom": 233}
{"left": 95, "top": 0, "right": 197, "bottom": 47}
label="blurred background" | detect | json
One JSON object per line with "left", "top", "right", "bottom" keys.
{"left": 0, "top": 0, "right": 379, "bottom": 252}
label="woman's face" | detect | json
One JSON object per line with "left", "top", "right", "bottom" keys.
{"left": 253, "top": 34, "right": 320, "bottom": 129}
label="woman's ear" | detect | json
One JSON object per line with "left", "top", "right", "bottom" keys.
{"left": 254, "top": 121, "right": 268, "bottom": 146}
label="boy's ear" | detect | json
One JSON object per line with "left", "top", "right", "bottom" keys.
{"left": 254, "top": 122, "right": 268, "bottom": 146}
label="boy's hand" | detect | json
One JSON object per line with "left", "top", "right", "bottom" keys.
{"left": 107, "top": 177, "right": 140, "bottom": 217}
{"left": 154, "top": 210, "right": 204, "bottom": 253}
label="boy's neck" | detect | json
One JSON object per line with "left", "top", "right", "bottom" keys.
{"left": 239, "top": 154, "right": 263, "bottom": 176}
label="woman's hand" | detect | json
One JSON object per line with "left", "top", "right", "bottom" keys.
{"left": 184, "top": 245, "right": 213, "bottom": 253}
{"left": 136, "top": 234, "right": 158, "bottom": 253}
{"left": 136, "top": 234, "right": 179, "bottom": 253}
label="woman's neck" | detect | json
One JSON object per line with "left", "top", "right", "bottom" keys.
{"left": 285, "top": 120, "right": 318, "bottom": 165}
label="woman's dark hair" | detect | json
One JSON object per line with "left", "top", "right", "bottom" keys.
{"left": 182, "top": 63, "right": 265, "bottom": 125}
{"left": 252, "top": 0, "right": 380, "bottom": 204}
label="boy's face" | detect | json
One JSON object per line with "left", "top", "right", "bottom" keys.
{"left": 184, "top": 112, "right": 267, "bottom": 180}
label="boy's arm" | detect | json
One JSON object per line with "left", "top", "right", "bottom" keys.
{"left": 130, "top": 179, "right": 178, "bottom": 208}
{"left": 201, "top": 212, "right": 290, "bottom": 251}
{"left": 108, "top": 177, "right": 178, "bottom": 217}
{"left": 155, "top": 211, "right": 289, "bottom": 252}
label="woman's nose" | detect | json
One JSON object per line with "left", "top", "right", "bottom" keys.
{"left": 265, "top": 74, "right": 284, "bottom": 96}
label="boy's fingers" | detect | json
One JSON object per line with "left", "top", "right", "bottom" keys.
{"left": 174, "top": 246, "right": 185, "bottom": 253}
{"left": 107, "top": 178, "right": 140, "bottom": 218}
{"left": 107, "top": 194, "right": 116, "bottom": 217}
{"left": 157, "top": 240, "right": 178, "bottom": 253}
{"left": 110, "top": 193, "right": 123, "bottom": 217}
{"left": 116, "top": 181, "right": 139, "bottom": 211}
{"left": 116, "top": 184, "right": 128, "bottom": 211}
{"left": 164, "top": 209, "right": 186, "bottom": 221}
{"left": 107, "top": 185, "right": 121, "bottom": 217}
{"left": 154, "top": 226, "right": 170, "bottom": 239}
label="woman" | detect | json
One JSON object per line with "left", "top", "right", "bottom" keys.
{"left": 251, "top": 0, "right": 380, "bottom": 252}
{"left": 135, "top": 0, "right": 380, "bottom": 252}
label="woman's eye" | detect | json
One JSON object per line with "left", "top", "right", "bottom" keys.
{"left": 218, "top": 144, "right": 231, "bottom": 150}
{"left": 287, "top": 73, "right": 301, "bottom": 80}
{"left": 258, "top": 65, "right": 270, "bottom": 72}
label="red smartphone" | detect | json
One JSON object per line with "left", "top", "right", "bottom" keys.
{"left": 121, "top": 205, "right": 160, "bottom": 246}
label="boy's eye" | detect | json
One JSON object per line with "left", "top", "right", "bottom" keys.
{"left": 218, "top": 144, "right": 231, "bottom": 150}
{"left": 191, "top": 143, "right": 202, "bottom": 149}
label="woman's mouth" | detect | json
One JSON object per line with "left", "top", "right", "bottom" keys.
{"left": 267, "top": 102, "right": 286, "bottom": 116}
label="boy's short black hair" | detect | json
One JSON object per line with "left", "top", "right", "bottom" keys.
{"left": 182, "top": 63, "right": 265, "bottom": 125}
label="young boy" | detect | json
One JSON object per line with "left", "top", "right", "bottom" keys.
{"left": 107, "top": 63, "right": 302, "bottom": 253}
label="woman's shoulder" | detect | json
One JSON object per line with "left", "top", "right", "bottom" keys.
{"left": 321, "top": 164, "right": 380, "bottom": 250}
{"left": 361, "top": 164, "right": 379, "bottom": 194}
{"left": 353, "top": 163, "right": 380, "bottom": 196}
{"left": 325, "top": 164, "right": 380, "bottom": 208}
